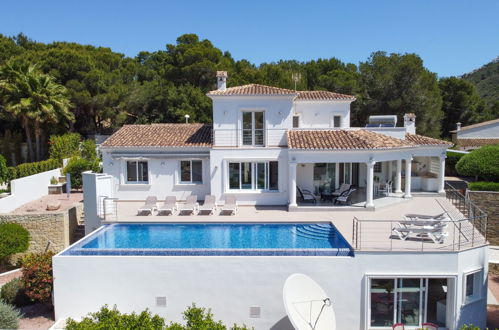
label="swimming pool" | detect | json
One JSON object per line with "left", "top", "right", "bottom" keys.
{"left": 62, "top": 222, "right": 354, "bottom": 256}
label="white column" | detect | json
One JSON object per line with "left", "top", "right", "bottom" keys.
{"left": 289, "top": 162, "right": 297, "bottom": 208}
{"left": 404, "top": 157, "right": 412, "bottom": 198}
{"left": 335, "top": 163, "right": 340, "bottom": 190}
{"left": 365, "top": 160, "right": 375, "bottom": 208}
{"left": 395, "top": 159, "right": 402, "bottom": 193}
{"left": 388, "top": 161, "right": 393, "bottom": 182}
{"left": 438, "top": 154, "right": 446, "bottom": 193}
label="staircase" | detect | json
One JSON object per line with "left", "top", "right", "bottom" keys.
{"left": 72, "top": 224, "right": 85, "bottom": 243}
{"left": 293, "top": 224, "right": 337, "bottom": 240}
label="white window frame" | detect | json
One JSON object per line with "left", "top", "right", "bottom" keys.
{"left": 462, "top": 269, "right": 483, "bottom": 305}
{"left": 178, "top": 160, "right": 203, "bottom": 184}
{"left": 227, "top": 161, "right": 278, "bottom": 192}
{"left": 125, "top": 160, "right": 149, "bottom": 184}
{"left": 241, "top": 110, "right": 265, "bottom": 147}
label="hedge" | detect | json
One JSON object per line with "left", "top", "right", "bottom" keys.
{"left": 7, "top": 158, "right": 60, "bottom": 182}
{"left": 0, "top": 155, "right": 7, "bottom": 185}
{"left": 468, "top": 181, "right": 499, "bottom": 192}
{"left": 456, "top": 145, "right": 499, "bottom": 181}
{"left": 445, "top": 151, "right": 464, "bottom": 177}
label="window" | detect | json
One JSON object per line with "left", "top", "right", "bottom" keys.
{"left": 292, "top": 115, "right": 300, "bottom": 128}
{"left": 374, "top": 162, "right": 382, "bottom": 173}
{"left": 228, "top": 161, "right": 278, "bottom": 191}
{"left": 333, "top": 115, "right": 341, "bottom": 128}
{"left": 313, "top": 163, "right": 336, "bottom": 194}
{"left": 464, "top": 270, "right": 482, "bottom": 303}
{"left": 242, "top": 111, "right": 265, "bottom": 146}
{"left": 126, "top": 161, "right": 148, "bottom": 183}
{"left": 180, "top": 160, "right": 202, "bottom": 183}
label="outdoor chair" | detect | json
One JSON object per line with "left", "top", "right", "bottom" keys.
{"left": 378, "top": 180, "right": 392, "bottom": 196}
{"left": 179, "top": 195, "right": 199, "bottom": 215}
{"left": 404, "top": 212, "right": 449, "bottom": 222}
{"left": 198, "top": 195, "right": 216, "bottom": 215}
{"left": 137, "top": 196, "right": 158, "bottom": 215}
{"left": 393, "top": 222, "right": 448, "bottom": 244}
{"left": 157, "top": 196, "right": 177, "bottom": 215}
{"left": 331, "top": 183, "right": 351, "bottom": 197}
{"left": 221, "top": 194, "right": 238, "bottom": 215}
{"left": 334, "top": 188, "right": 356, "bottom": 205}
{"left": 297, "top": 187, "right": 317, "bottom": 204}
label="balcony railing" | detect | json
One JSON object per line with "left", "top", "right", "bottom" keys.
{"left": 212, "top": 128, "right": 288, "bottom": 147}
{"left": 352, "top": 183, "right": 488, "bottom": 252}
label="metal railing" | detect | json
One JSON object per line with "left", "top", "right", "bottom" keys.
{"left": 212, "top": 128, "right": 288, "bottom": 147}
{"left": 352, "top": 183, "right": 488, "bottom": 252}
{"left": 98, "top": 196, "right": 118, "bottom": 222}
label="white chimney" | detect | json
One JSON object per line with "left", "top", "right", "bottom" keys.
{"left": 456, "top": 122, "right": 461, "bottom": 132}
{"left": 404, "top": 113, "right": 416, "bottom": 134}
{"left": 216, "top": 71, "right": 227, "bottom": 91}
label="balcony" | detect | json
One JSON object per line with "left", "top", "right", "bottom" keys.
{"left": 212, "top": 128, "right": 288, "bottom": 147}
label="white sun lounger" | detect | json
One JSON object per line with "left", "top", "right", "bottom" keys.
{"left": 180, "top": 195, "right": 199, "bottom": 215}
{"left": 221, "top": 195, "right": 238, "bottom": 215}
{"left": 198, "top": 195, "right": 216, "bottom": 215}
{"left": 137, "top": 196, "right": 158, "bottom": 215}
{"left": 404, "top": 212, "right": 449, "bottom": 221}
{"left": 393, "top": 222, "right": 448, "bottom": 244}
{"left": 157, "top": 196, "right": 177, "bottom": 215}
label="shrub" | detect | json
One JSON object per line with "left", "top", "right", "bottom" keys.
{"left": 169, "top": 304, "right": 251, "bottom": 330}
{"left": 460, "top": 325, "right": 481, "bottom": 330}
{"left": 0, "top": 155, "right": 7, "bottom": 185}
{"left": 65, "top": 305, "right": 165, "bottom": 330}
{"left": 0, "top": 278, "right": 30, "bottom": 307}
{"left": 0, "top": 301, "right": 21, "bottom": 330}
{"left": 8, "top": 159, "right": 60, "bottom": 181}
{"left": 468, "top": 181, "right": 499, "bottom": 192}
{"left": 21, "top": 252, "right": 54, "bottom": 303}
{"left": 63, "top": 157, "right": 100, "bottom": 189}
{"left": 445, "top": 151, "right": 464, "bottom": 177}
{"left": 0, "top": 223, "right": 30, "bottom": 260}
{"left": 80, "top": 139, "right": 98, "bottom": 161}
{"left": 456, "top": 145, "right": 499, "bottom": 181}
{"left": 48, "top": 133, "right": 81, "bottom": 161}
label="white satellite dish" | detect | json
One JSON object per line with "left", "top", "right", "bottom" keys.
{"left": 283, "top": 273, "right": 336, "bottom": 330}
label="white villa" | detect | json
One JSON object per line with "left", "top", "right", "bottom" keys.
{"left": 53, "top": 72, "right": 489, "bottom": 330}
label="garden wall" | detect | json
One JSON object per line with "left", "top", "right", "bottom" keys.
{"left": 0, "top": 168, "right": 61, "bottom": 213}
{"left": 467, "top": 190, "right": 499, "bottom": 245}
{"left": 0, "top": 204, "right": 81, "bottom": 261}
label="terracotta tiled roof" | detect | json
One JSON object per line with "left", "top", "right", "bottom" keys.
{"left": 288, "top": 129, "right": 415, "bottom": 150}
{"left": 207, "top": 84, "right": 355, "bottom": 100}
{"left": 405, "top": 133, "right": 452, "bottom": 146}
{"left": 457, "top": 138, "right": 499, "bottom": 148}
{"left": 295, "top": 90, "right": 355, "bottom": 101}
{"left": 100, "top": 124, "right": 212, "bottom": 148}
{"left": 450, "top": 118, "right": 499, "bottom": 133}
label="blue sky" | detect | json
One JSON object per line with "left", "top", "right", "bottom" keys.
{"left": 1, "top": 0, "right": 498, "bottom": 77}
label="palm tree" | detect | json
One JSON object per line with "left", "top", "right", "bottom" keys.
{"left": 0, "top": 61, "right": 73, "bottom": 161}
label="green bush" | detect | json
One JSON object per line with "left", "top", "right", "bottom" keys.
{"left": 7, "top": 159, "right": 60, "bottom": 181}
{"left": 80, "top": 139, "right": 98, "bottom": 161}
{"left": 21, "top": 252, "right": 54, "bottom": 303}
{"left": 445, "top": 151, "right": 464, "bottom": 176}
{"left": 468, "top": 181, "right": 499, "bottom": 192}
{"left": 171, "top": 303, "right": 251, "bottom": 330}
{"left": 460, "top": 325, "right": 481, "bottom": 330}
{"left": 63, "top": 157, "right": 100, "bottom": 189}
{"left": 0, "top": 301, "right": 21, "bottom": 330}
{"left": 0, "top": 223, "right": 30, "bottom": 260}
{"left": 0, "top": 278, "right": 30, "bottom": 307}
{"left": 0, "top": 155, "right": 7, "bottom": 185}
{"left": 65, "top": 305, "right": 165, "bottom": 330}
{"left": 456, "top": 145, "right": 499, "bottom": 181}
{"left": 48, "top": 133, "right": 81, "bottom": 161}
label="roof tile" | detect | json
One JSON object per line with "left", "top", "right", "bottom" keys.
{"left": 405, "top": 133, "right": 452, "bottom": 146}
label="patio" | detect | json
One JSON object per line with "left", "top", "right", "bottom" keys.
{"left": 101, "top": 193, "right": 487, "bottom": 253}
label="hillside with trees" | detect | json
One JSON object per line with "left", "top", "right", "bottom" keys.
{"left": 463, "top": 56, "right": 499, "bottom": 108}
{"left": 1, "top": 33, "right": 498, "bottom": 164}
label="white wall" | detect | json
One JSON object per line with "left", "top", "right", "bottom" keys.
{"left": 53, "top": 246, "right": 487, "bottom": 330}
{"left": 294, "top": 100, "right": 351, "bottom": 128}
{"left": 0, "top": 168, "right": 61, "bottom": 213}
{"left": 457, "top": 122, "right": 499, "bottom": 138}
{"left": 82, "top": 172, "right": 114, "bottom": 234}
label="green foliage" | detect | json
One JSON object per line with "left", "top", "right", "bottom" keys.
{"left": 65, "top": 305, "right": 165, "bottom": 330}
{"left": 459, "top": 325, "right": 481, "bottom": 330}
{"left": 168, "top": 304, "right": 251, "bottom": 330}
{"left": 0, "top": 300, "right": 21, "bottom": 330}
{"left": 446, "top": 151, "right": 465, "bottom": 176}
{"left": 48, "top": 133, "right": 81, "bottom": 161}
{"left": 0, "top": 278, "right": 30, "bottom": 307}
{"left": 456, "top": 145, "right": 499, "bottom": 181}
{"left": 463, "top": 56, "right": 499, "bottom": 107}
{"left": 468, "top": 181, "right": 499, "bottom": 192}
{"left": 63, "top": 157, "right": 100, "bottom": 189}
{"left": 21, "top": 252, "right": 54, "bottom": 303}
{"left": 80, "top": 139, "right": 97, "bottom": 161}
{"left": 50, "top": 176, "right": 58, "bottom": 185}
{"left": 0, "top": 223, "right": 29, "bottom": 259}
{"left": 7, "top": 158, "right": 60, "bottom": 181}
{"left": 0, "top": 155, "right": 7, "bottom": 184}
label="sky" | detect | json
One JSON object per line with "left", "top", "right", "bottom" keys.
{"left": 1, "top": 0, "right": 498, "bottom": 77}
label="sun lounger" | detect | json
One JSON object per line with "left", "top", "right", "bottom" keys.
{"left": 180, "top": 195, "right": 199, "bottom": 215}
{"left": 221, "top": 194, "right": 238, "bottom": 215}
{"left": 157, "top": 196, "right": 177, "bottom": 215}
{"left": 297, "top": 187, "right": 316, "bottom": 204}
{"left": 404, "top": 212, "right": 449, "bottom": 221}
{"left": 137, "top": 196, "right": 158, "bottom": 215}
{"left": 393, "top": 222, "right": 448, "bottom": 244}
{"left": 198, "top": 195, "right": 216, "bottom": 215}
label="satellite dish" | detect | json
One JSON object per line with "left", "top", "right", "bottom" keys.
{"left": 283, "top": 273, "right": 336, "bottom": 330}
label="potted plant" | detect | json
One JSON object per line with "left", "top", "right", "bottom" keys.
{"left": 48, "top": 176, "right": 63, "bottom": 194}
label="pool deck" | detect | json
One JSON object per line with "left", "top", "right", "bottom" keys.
{"left": 102, "top": 193, "right": 487, "bottom": 253}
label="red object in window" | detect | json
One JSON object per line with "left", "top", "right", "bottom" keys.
{"left": 392, "top": 324, "right": 405, "bottom": 330}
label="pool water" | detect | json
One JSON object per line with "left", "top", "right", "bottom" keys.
{"left": 62, "top": 222, "right": 354, "bottom": 256}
